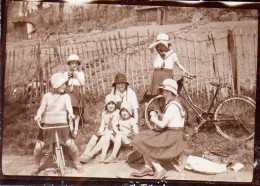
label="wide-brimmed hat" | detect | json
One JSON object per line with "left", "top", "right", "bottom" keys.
{"left": 66, "top": 54, "right": 82, "bottom": 65}
{"left": 112, "top": 73, "right": 130, "bottom": 87}
{"left": 148, "top": 33, "right": 171, "bottom": 49}
{"left": 51, "top": 72, "right": 68, "bottom": 89}
{"left": 159, "top": 78, "right": 178, "bottom": 95}
{"left": 120, "top": 101, "right": 133, "bottom": 116}
{"left": 105, "top": 94, "right": 117, "bottom": 105}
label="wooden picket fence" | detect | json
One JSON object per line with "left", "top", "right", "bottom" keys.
{"left": 4, "top": 27, "right": 257, "bottom": 103}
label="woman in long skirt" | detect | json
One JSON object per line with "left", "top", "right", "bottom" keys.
{"left": 131, "top": 79, "right": 186, "bottom": 179}
{"left": 148, "top": 33, "right": 192, "bottom": 95}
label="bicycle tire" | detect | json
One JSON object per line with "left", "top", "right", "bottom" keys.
{"left": 214, "top": 96, "right": 255, "bottom": 141}
{"left": 145, "top": 95, "right": 189, "bottom": 130}
{"left": 55, "top": 146, "right": 65, "bottom": 176}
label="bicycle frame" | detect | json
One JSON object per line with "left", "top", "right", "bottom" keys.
{"left": 37, "top": 121, "right": 69, "bottom": 174}
{"left": 178, "top": 76, "right": 224, "bottom": 124}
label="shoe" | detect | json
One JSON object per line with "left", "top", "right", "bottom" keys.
{"left": 131, "top": 166, "right": 154, "bottom": 177}
{"left": 79, "top": 154, "right": 92, "bottom": 163}
{"left": 154, "top": 168, "right": 167, "bottom": 179}
{"left": 104, "top": 156, "right": 117, "bottom": 163}
{"left": 75, "top": 163, "right": 84, "bottom": 173}
{"left": 31, "top": 167, "right": 40, "bottom": 176}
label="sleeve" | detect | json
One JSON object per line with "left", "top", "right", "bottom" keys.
{"left": 77, "top": 71, "right": 85, "bottom": 83}
{"left": 163, "top": 104, "right": 179, "bottom": 122}
{"left": 36, "top": 94, "right": 47, "bottom": 117}
{"left": 66, "top": 94, "right": 73, "bottom": 115}
{"left": 172, "top": 52, "right": 179, "bottom": 62}
{"left": 98, "top": 111, "right": 106, "bottom": 133}
{"left": 128, "top": 88, "right": 138, "bottom": 109}
{"left": 113, "top": 114, "right": 120, "bottom": 133}
{"left": 131, "top": 118, "right": 139, "bottom": 134}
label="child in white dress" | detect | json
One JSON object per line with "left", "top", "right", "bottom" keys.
{"left": 79, "top": 94, "right": 119, "bottom": 163}
{"left": 104, "top": 101, "right": 139, "bottom": 163}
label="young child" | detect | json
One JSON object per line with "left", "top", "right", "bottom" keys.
{"left": 31, "top": 72, "right": 83, "bottom": 176}
{"left": 64, "top": 54, "right": 86, "bottom": 137}
{"left": 79, "top": 94, "right": 120, "bottom": 163}
{"left": 104, "top": 101, "right": 139, "bottom": 163}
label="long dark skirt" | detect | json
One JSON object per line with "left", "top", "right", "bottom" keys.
{"left": 67, "top": 85, "right": 86, "bottom": 108}
{"left": 131, "top": 128, "right": 184, "bottom": 163}
{"left": 150, "top": 69, "right": 173, "bottom": 95}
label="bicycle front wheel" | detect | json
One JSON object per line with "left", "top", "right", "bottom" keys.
{"left": 145, "top": 95, "right": 189, "bottom": 130}
{"left": 55, "top": 146, "right": 65, "bottom": 176}
{"left": 214, "top": 96, "right": 255, "bottom": 141}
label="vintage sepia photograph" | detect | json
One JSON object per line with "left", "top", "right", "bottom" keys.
{"left": 1, "top": 0, "right": 258, "bottom": 183}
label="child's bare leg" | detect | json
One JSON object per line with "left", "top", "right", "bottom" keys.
{"left": 74, "top": 115, "right": 79, "bottom": 136}
{"left": 32, "top": 140, "right": 45, "bottom": 175}
{"left": 82, "top": 135, "right": 98, "bottom": 155}
{"left": 105, "top": 134, "right": 122, "bottom": 162}
{"left": 100, "top": 134, "right": 112, "bottom": 162}
{"left": 66, "top": 139, "right": 83, "bottom": 173}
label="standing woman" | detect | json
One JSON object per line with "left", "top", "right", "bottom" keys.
{"left": 64, "top": 54, "right": 86, "bottom": 137}
{"left": 131, "top": 79, "right": 186, "bottom": 179}
{"left": 111, "top": 73, "right": 139, "bottom": 123}
{"left": 148, "top": 33, "right": 192, "bottom": 95}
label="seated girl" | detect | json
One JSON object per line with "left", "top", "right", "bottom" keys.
{"left": 104, "top": 101, "right": 139, "bottom": 163}
{"left": 79, "top": 94, "right": 119, "bottom": 163}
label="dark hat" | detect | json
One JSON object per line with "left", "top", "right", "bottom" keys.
{"left": 112, "top": 73, "right": 129, "bottom": 87}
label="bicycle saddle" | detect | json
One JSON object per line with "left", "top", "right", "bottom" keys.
{"left": 210, "top": 82, "right": 222, "bottom": 87}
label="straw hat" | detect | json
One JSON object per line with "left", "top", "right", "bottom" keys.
{"left": 105, "top": 94, "right": 117, "bottom": 105}
{"left": 66, "top": 54, "right": 82, "bottom": 65}
{"left": 112, "top": 73, "right": 130, "bottom": 87}
{"left": 159, "top": 79, "right": 178, "bottom": 95}
{"left": 51, "top": 72, "right": 68, "bottom": 89}
{"left": 120, "top": 101, "right": 133, "bottom": 115}
{"left": 148, "top": 33, "right": 170, "bottom": 48}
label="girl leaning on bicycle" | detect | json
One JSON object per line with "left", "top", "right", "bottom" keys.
{"left": 32, "top": 72, "right": 83, "bottom": 175}
{"left": 148, "top": 33, "right": 192, "bottom": 96}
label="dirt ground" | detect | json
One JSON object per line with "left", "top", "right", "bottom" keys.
{"left": 2, "top": 153, "right": 254, "bottom": 183}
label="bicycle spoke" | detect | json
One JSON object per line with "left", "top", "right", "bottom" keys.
{"left": 214, "top": 97, "right": 255, "bottom": 141}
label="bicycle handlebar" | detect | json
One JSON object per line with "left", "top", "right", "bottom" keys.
{"left": 182, "top": 74, "right": 196, "bottom": 79}
{"left": 37, "top": 120, "right": 70, "bottom": 130}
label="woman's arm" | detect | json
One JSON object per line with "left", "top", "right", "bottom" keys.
{"left": 150, "top": 113, "right": 170, "bottom": 129}
{"left": 133, "top": 109, "right": 138, "bottom": 123}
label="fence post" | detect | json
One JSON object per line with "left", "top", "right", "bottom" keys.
{"left": 192, "top": 34, "right": 198, "bottom": 97}
{"left": 227, "top": 29, "right": 240, "bottom": 95}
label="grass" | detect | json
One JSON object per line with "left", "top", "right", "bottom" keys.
{"left": 3, "top": 93, "right": 254, "bottom": 171}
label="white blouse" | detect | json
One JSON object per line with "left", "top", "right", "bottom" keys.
{"left": 163, "top": 101, "right": 185, "bottom": 127}
{"left": 153, "top": 50, "right": 178, "bottom": 69}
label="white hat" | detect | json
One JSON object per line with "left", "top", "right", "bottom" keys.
{"left": 66, "top": 54, "right": 82, "bottom": 65}
{"left": 51, "top": 72, "right": 68, "bottom": 89}
{"left": 120, "top": 101, "right": 133, "bottom": 116}
{"left": 105, "top": 94, "right": 117, "bottom": 105}
{"left": 148, "top": 33, "right": 170, "bottom": 49}
{"left": 159, "top": 79, "right": 178, "bottom": 95}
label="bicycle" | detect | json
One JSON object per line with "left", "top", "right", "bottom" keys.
{"left": 37, "top": 120, "right": 70, "bottom": 176}
{"left": 145, "top": 75, "right": 256, "bottom": 141}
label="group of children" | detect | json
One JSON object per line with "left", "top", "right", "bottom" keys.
{"left": 32, "top": 32, "right": 191, "bottom": 178}
{"left": 32, "top": 54, "right": 139, "bottom": 175}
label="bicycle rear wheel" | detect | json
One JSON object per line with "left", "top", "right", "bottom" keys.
{"left": 214, "top": 96, "right": 255, "bottom": 141}
{"left": 55, "top": 146, "right": 66, "bottom": 176}
{"left": 145, "top": 95, "right": 189, "bottom": 130}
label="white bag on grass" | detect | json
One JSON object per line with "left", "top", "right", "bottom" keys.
{"left": 185, "top": 155, "right": 227, "bottom": 174}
